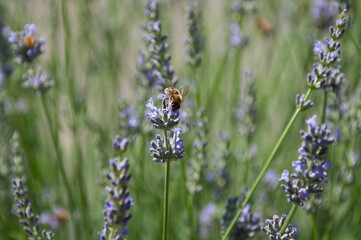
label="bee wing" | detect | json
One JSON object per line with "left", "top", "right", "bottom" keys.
{"left": 164, "top": 87, "right": 173, "bottom": 95}
{"left": 180, "top": 85, "right": 190, "bottom": 97}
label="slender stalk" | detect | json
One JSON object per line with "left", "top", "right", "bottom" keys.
{"left": 187, "top": 194, "right": 195, "bottom": 240}
{"left": 163, "top": 130, "right": 171, "bottom": 240}
{"left": 321, "top": 89, "right": 328, "bottom": 124}
{"left": 279, "top": 204, "right": 298, "bottom": 235}
{"left": 311, "top": 213, "right": 320, "bottom": 240}
{"left": 39, "top": 96, "right": 74, "bottom": 212}
{"left": 221, "top": 88, "right": 313, "bottom": 240}
{"left": 108, "top": 228, "right": 115, "bottom": 240}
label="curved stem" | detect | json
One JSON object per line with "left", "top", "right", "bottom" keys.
{"left": 321, "top": 89, "right": 328, "bottom": 124}
{"left": 39, "top": 96, "right": 74, "bottom": 212}
{"left": 221, "top": 88, "right": 313, "bottom": 240}
{"left": 163, "top": 130, "right": 171, "bottom": 240}
{"left": 279, "top": 204, "right": 298, "bottom": 235}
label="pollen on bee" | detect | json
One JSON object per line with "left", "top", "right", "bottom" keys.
{"left": 24, "top": 36, "right": 35, "bottom": 47}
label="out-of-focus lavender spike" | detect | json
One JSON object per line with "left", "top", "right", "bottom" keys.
{"left": 186, "top": 108, "right": 208, "bottom": 194}
{"left": 221, "top": 188, "right": 261, "bottom": 239}
{"left": 185, "top": 1, "right": 203, "bottom": 67}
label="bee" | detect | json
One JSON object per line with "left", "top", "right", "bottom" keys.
{"left": 256, "top": 18, "right": 274, "bottom": 35}
{"left": 24, "top": 36, "right": 35, "bottom": 48}
{"left": 163, "top": 80, "right": 190, "bottom": 112}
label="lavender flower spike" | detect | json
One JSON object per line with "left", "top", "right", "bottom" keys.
{"left": 261, "top": 214, "right": 297, "bottom": 240}
{"left": 10, "top": 132, "right": 54, "bottom": 239}
{"left": 221, "top": 188, "right": 261, "bottom": 239}
{"left": 98, "top": 158, "right": 133, "bottom": 240}
{"left": 280, "top": 115, "right": 334, "bottom": 209}
{"left": 185, "top": 1, "right": 202, "bottom": 67}
{"left": 12, "top": 180, "right": 54, "bottom": 240}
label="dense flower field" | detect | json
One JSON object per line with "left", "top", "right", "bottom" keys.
{"left": 0, "top": 0, "right": 360, "bottom": 239}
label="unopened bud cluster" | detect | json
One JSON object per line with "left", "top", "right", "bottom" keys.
{"left": 261, "top": 214, "right": 297, "bottom": 240}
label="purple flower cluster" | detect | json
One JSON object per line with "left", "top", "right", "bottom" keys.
{"left": 98, "top": 158, "right": 133, "bottom": 240}
{"left": 146, "top": 97, "right": 180, "bottom": 130}
{"left": 312, "top": 0, "right": 339, "bottom": 29}
{"left": 150, "top": 128, "right": 185, "bottom": 163}
{"left": 222, "top": 189, "right": 261, "bottom": 239}
{"left": 261, "top": 214, "right": 297, "bottom": 240}
{"left": 12, "top": 179, "right": 54, "bottom": 240}
{"left": 137, "top": 1, "right": 177, "bottom": 91}
{"left": 185, "top": 1, "right": 202, "bottom": 67}
{"left": 22, "top": 66, "right": 54, "bottom": 95}
{"left": 147, "top": 97, "right": 185, "bottom": 162}
{"left": 295, "top": 94, "right": 314, "bottom": 111}
{"left": 113, "top": 136, "right": 129, "bottom": 153}
{"left": 307, "top": 10, "right": 348, "bottom": 90}
{"left": 280, "top": 115, "right": 334, "bottom": 208}
{"left": 3, "top": 24, "right": 45, "bottom": 63}
{"left": 230, "top": 23, "right": 249, "bottom": 48}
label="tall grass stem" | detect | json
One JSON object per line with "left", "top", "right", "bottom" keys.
{"left": 39, "top": 96, "right": 74, "bottom": 212}
{"left": 279, "top": 204, "right": 298, "bottom": 235}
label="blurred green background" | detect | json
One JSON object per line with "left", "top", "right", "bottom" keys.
{"left": 0, "top": 0, "right": 360, "bottom": 239}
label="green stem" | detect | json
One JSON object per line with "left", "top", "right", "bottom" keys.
{"left": 194, "top": 66, "right": 201, "bottom": 108}
{"left": 163, "top": 130, "right": 171, "bottom": 240}
{"left": 39, "top": 96, "right": 74, "bottom": 212}
{"left": 187, "top": 194, "right": 195, "bottom": 240}
{"left": 311, "top": 213, "right": 320, "bottom": 240}
{"left": 280, "top": 204, "right": 298, "bottom": 235}
{"left": 321, "top": 89, "right": 328, "bottom": 124}
{"left": 348, "top": 32, "right": 361, "bottom": 57}
{"left": 108, "top": 227, "right": 115, "bottom": 240}
{"left": 221, "top": 88, "right": 313, "bottom": 240}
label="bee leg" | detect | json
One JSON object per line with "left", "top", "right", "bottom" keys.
{"left": 162, "top": 98, "right": 169, "bottom": 110}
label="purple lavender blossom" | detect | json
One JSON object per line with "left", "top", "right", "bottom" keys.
{"left": 307, "top": 10, "right": 348, "bottom": 90}
{"left": 98, "top": 158, "right": 133, "bottom": 240}
{"left": 199, "top": 202, "right": 217, "bottom": 239}
{"left": 22, "top": 66, "right": 54, "bottom": 95}
{"left": 137, "top": 1, "right": 177, "bottom": 91}
{"left": 12, "top": 179, "right": 55, "bottom": 240}
{"left": 221, "top": 189, "right": 261, "bottom": 239}
{"left": 312, "top": 0, "right": 339, "bottom": 29}
{"left": 261, "top": 214, "right": 297, "bottom": 240}
{"left": 229, "top": 23, "right": 248, "bottom": 48}
{"left": 295, "top": 94, "right": 314, "bottom": 111}
{"left": 280, "top": 115, "right": 334, "bottom": 208}
{"left": 145, "top": 97, "right": 180, "bottom": 130}
{"left": 263, "top": 169, "right": 279, "bottom": 188}
{"left": 113, "top": 136, "right": 129, "bottom": 153}
{"left": 185, "top": 1, "right": 202, "bottom": 67}
{"left": 3, "top": 24, "right": 45, "bottom": 63}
